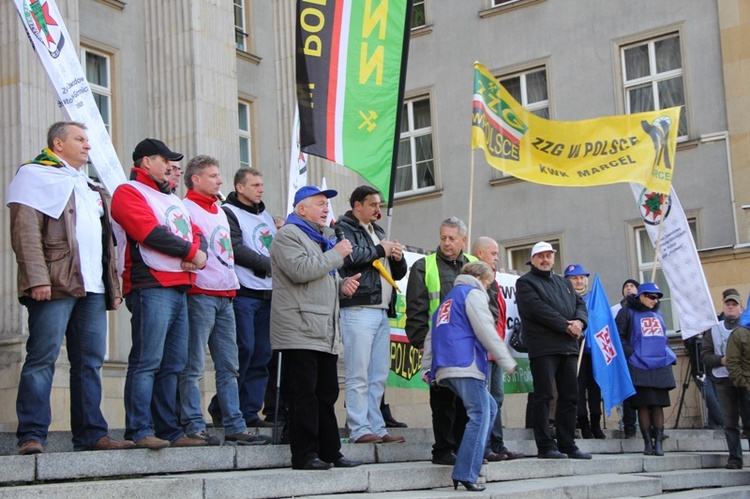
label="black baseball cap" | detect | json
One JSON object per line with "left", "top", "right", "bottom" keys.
{"left": 132, "top": 138, "right": 184, "bottom": 162}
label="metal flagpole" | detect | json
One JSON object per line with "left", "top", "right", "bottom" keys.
{"left": 272, "top": 351, "right": 283, "bottom": 445}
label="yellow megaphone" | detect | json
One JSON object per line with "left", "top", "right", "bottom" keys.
{"left": 372, "top": 259, "right": 401, "bottom": 293}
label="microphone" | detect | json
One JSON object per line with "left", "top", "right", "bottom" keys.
{"left": 334, "top": 226, "right": 351, "bottom": 265}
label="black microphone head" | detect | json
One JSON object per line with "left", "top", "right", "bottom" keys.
{"left": 334, "top": 227, "right": 345, "bottom": 242}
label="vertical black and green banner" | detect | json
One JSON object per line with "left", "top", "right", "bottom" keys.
{"left": 296, "top": 0, "right": 411, "bottom": 203}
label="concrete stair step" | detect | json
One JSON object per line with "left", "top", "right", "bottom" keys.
{"left": 655, "top": 485, "right": 750, "bottom": 498}
{"left": 637, "top": 467, "right": 750, "bottom": 491}
{"left": 0, "top": 452, "right": 742, "bottom": 499}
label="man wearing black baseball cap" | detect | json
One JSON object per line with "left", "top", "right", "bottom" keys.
{"left": 110, "top": 138, "right": 208, "bottom": 449}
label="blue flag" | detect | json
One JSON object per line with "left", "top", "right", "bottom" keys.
{"left": 586, "top": 275, "right": 635, "bottom": 416}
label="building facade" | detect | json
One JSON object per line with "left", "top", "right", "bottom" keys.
{"left": 0, "top": 0, "right": 746, "bottom": 432}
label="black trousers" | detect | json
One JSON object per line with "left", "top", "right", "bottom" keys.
{"left": 430, "top": 382, "right": 468, "bottom": 458}
{"left": 577, "top": 353, "right": 602, "bottom": 418}
{"left": 530, "top": 354, "right": 579, "bottom": 453}
{"left": 283, "top": 349, "right": 342, "bottom": 468}
{"left": 715, "top": 378, "right": 750, "bottom": 464}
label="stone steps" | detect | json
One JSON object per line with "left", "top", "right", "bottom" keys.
{"left": 0, "top": 428, "right": 748, "bottom": 498}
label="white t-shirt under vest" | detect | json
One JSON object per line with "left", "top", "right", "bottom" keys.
{"left": 118, "top": 180, "right": 194, "bottom": 273}
{"left": 183, "top": 198, "right": 240, "bottom": 291}
{"left": 222, "top": 204, "right": 275, "bottom": 291}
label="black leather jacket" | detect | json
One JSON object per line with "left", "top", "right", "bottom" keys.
{"left": 516, "top": 265, "right": 588, "bottom": 359}
{"left": 336, "top": 211, "right": 407, "bottom": 317}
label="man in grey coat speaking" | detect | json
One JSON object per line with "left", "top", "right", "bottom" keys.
{"left": 270, "top": 186, "right": 361, "bottom": 470}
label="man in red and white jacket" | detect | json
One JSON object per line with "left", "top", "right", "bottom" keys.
{"left": 472, "top": 237, "right": 525, "bottom": 461}
{"left": 178, "top": 155, "right": 270, "bottom": 446}
{"left": 111, "top": 138, "right": 208, "bottom": 450}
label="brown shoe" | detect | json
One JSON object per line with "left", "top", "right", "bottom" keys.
{"left": 380, "top": 434, "right": 405, "bottom": 443}
{"left": 135, "top": 435, "right": 170, "bottom": 450}
{"left": 18, "top": 439, "right": 43, "bottom": 455}
{"left": 498, "top": 449, "right": 525, "bottom": 460}
{"left": 171, "top": 434, "right": 208, "bottom": 447}
{"left": 88, "top": 435, "right": 137, "bottom": 451}
{"left": 484, "top": 451, "right": 508, "bottom": 462}
{"left": 354, "top": 433, "right": 383, "bottom": 444}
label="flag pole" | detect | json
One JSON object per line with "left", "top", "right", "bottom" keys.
{"left": 467, "top": 148, "right": 475, "bottom": 253}
{"left": 385, "top": 0, "right": 414, "bottom": 240}
{"left": 649, "top": 193, "right": 668, "bottom": 282}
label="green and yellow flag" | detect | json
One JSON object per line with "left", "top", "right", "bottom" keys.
{"left": 471, "top": 63, "right": 680, "bottom": 194}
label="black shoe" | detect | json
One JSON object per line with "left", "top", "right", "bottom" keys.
{"left": 295, "top": 458, "right": 333, "bottom": 470}
{"left": 208, "top": 411, "right": 223, "bottom": 428}
{"left": 332, "top": 457, "right": 362, "bottom": 468}
{"left": 726, "top": 461, "right": 742, "bottom": 470}
{"left": 537, "top": 450, "right": 568, "bottom": 459}
{"left": 566, "top": 449, "right": 592, "bottom": 460}
{"left": 453, "top": 479, "right": 486, "bottom": 492}
{"left": 431, "top": 452, "right": 457, "bottom": 465}
{"left": 246, "top": 418, "right": 274, "bottom": 428}
{"left": 381, "top": 403, "right": 408, "bottom": 428}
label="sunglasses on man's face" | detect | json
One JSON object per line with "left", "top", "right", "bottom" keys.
{"left": 644, "top": 294, "right": 660, "bottom": 301}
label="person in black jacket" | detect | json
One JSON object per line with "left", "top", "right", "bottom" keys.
{"left": 337, "top": 186, "right": 408, "bottom": 444}
{"left": 516, "top": 242, "right": 590, "bottom": 460}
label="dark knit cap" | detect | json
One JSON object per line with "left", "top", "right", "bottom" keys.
{"left": 622, "top": 279, "right": 640, "bottom": 296}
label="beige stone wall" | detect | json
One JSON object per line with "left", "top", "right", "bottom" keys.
{"left": 718, "top": 0, "right": 750, "bottom": 244}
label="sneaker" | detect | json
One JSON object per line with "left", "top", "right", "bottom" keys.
{"left": 135, "top": 435, "right": 170, "bottom": 450}
{"left": 171, "top": 435, "right": 208, "bottom": 447}
{"left": 18, "top": 439, "right": 44, "bottom": 455}
{"left": 225, "top": 430, "right": 272, "bottom": 445}
{"left": 88, "top": 435, "right": 136, "bottom": 451}
{"left": 188, "top": 430, "right": 221, "bottom": 446}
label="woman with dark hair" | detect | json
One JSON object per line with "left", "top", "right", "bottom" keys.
{"left": 422, "top": 261, "right": 517, "bottom": 491}
{"left": 616, "top": 282, "right": 676, "bottom": 456}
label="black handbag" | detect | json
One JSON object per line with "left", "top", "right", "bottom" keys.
{"left": 509, "top": 322, "right": 527, "bottom": 353}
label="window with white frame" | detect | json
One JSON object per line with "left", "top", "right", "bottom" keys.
{"left": 492, "top": 66, "right": 549, "bottom": 180}
{"left": 395, "top": 96, "right": 434, "bottom": 196}
{"left": 82, "top": 48, "right": 112, "bottom": 134}
{"left": 81, "top": 48, "right": 112, "bottom": 182}
{"left": 234, "top": 0, "right": 249, "bottom": 51}
{"left": 492, "top": 0, "right": 520, "bottom": 6}
{"left": 634, "top": 220, "right": 697, "bottom": 333}
{"left": 411, "top": 0, "right": 426, "bottom": 29}
{"left": 505, "top": 239, "right": 562, "bottom": 275}
{"left": 621, "top": 33, "right": 687, "bottom": 138}
{"left": 238, "top": 101, "right": 252, "bottom": 168}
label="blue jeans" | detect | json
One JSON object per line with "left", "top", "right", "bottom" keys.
{"left": 442, "top": 377, "right": 496, "bottom": 484}
{"left": 341, "top": 307, "right": 390, "bottom": 441}
{"left": 124, "top": 287, "right": 188, "bottom": 443}
{"left": 180, "top": 295, "right": 246, "bottom": 435}
{"left": 17, "top": 294, "right": 108, "bottom": 450}
{"left": 233, "top": 296, "right": 272, "bottom": 422}
{"left": 487, "top": 362, "right": 506, "bottom": 453}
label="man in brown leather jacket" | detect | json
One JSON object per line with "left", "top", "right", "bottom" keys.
{"left": 8, "top": 121, "right": 131, "bottom": 455}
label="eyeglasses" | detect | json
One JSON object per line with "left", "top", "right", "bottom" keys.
{"left": 644, "top": 294, "right": 660, "bottom": 301}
